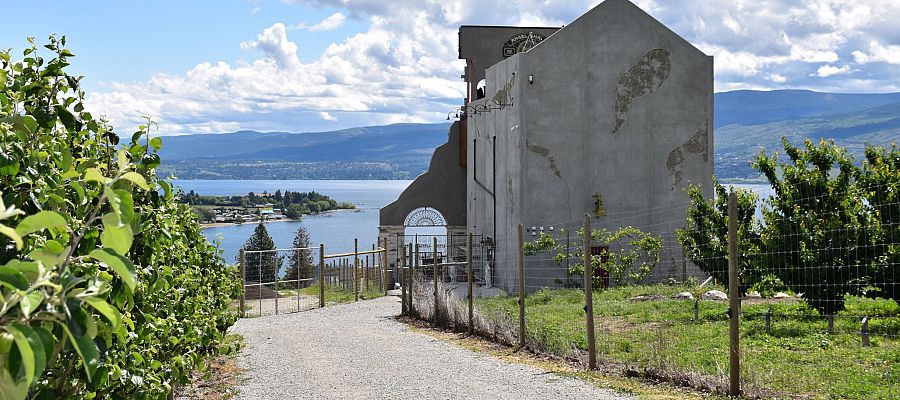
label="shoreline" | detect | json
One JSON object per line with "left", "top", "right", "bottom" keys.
{"left": 200, "top": 208, "right": 358, "bottom": 229}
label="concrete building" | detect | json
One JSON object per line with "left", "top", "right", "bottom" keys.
{"left": 379, "top": 0, "right": 713, "bottom": 292}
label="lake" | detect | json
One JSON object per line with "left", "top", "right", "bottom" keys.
{"left": 176, "top": 180, "right": 412, "bottom": 262}
{"left": 179, "top": 180, "right": 772, "bottom": 264}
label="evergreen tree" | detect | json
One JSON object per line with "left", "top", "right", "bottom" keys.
{"left": 239, "top": 223, "right": 283, "bottom": 284}
{"left": 284, "top": 225, "right": 314, "bottom": 287}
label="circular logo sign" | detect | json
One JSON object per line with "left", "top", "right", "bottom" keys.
{"left": 502, "top": 31, "right": 547, "bottom": 58}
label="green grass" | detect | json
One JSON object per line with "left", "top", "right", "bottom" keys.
{"left": 474, "top": 285, "right": 900, "bottom": 399}
{"left": 299, "top": 283, "right": 384, "bottom": 304}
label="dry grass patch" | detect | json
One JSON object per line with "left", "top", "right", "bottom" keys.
{"left": 399, "top": 316, "right": 725, "bottom": 400}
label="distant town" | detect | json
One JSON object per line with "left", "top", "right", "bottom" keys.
{"left": 181, "top": 190, "right": 356, "bottom": 225}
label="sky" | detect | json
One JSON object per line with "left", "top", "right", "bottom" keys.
{"left": 2, "top": 0, "right": 899, "bottom": 136}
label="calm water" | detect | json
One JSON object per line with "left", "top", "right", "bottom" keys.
{"left": 175, "top": 180, "right": 412, "bottom": 262}
{"left": 178, "top": 179, "right": 774, "bottom": 263}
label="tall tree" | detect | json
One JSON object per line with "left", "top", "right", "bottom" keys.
{"left": 855, "top": 143, "right": 900, "bottom": 302}
{"left": 239, "top": 223, "right": 283, "bottom": 284}
{"left": 676, "top": 180, "right": 762, "bottom": 294}
{"left": 284, "top": 225, "right": 314, "bottom": 287}
{"left": 754, "top": 138, "right": 877, "bottom": 314}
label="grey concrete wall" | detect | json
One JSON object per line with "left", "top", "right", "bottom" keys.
{"left": 467, "top": 54, "right": 527, "bottom": 292}
{"left": 459, "top": 26, "right": 560, "bottom": 102}
{"left": 470, "top": 0, "right": 714, "bottom": 291}
{"left": 380, "top": 122, "right": 467, "bottom": 227}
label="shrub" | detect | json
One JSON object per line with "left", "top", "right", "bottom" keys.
{"left": 285, "top": 203, "right": 305, "bottom": 219}
{"left": 0, "top": 36, "right": 239, "bottom": 398}
{"left": 754, "top": 139, "right": 877, "bottom": 314}
{"left": 676, "top": 180, "right": 762, "bottom": 294}
{"left": 679, "top": 138, "right": 899, "bottom": 315}
{"left": 524, "top": 226, "right": 662, "bottom": 287}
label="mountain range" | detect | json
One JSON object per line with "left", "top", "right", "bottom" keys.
{"left": 156, "top": 90, "right": 900, "bottom": 181}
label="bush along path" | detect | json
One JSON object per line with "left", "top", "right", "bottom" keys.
{"left": 231, "top": 296, "right": 632, "bottom": 400}
{"left": 0, "top": 37, "right": 240, "bottom": 398}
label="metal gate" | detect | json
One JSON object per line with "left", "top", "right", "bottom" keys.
{"left": 396, "top": 234, "right": 494, "bottom": 287}
{"left": 239, "top": 244, "right": 390, "bottom": 317}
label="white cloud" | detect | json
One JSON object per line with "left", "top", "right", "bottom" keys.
{"left": 815, "top": 64, "right": 851, "bottom": 77}
{"left": 853, "top": 41, "right": 900, "bottom": 65}
{"left": 767, "top": 73, "right": 788, "bottom": 83}
{"left": 309, "top": 13, "right": 346, "bottom": 31}
{"left": 86, "top": 0, "right": 900, "bottom": 135}
{"left": 239, "top": 23, "right": 299, "bottom": 68}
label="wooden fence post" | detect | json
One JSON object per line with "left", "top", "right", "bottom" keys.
{"left": 319, "top": 244, "right": 325, "bottom": 308}
{"left": 354, "top": 238, "right": 359, "bottom": 302}
{"left": 584, "top": 214, "right": 597, "bottom": 370}
{"left": 467, "top": 233, "right": 474, "bottom": 335}
{"left": 274, "top": 250, "right": 279, "bottom": 315}
{"left": 517, "top": 224, "right": 526, "bottom": 348}
{"left": 728, "top": 190, "right": 741, "bottom": 397}
{"left": 239, "top": 249, "right": 246, "bottom": 318}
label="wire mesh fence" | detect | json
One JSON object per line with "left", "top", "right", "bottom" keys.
{"left": 239, "top": 240, "right": 389, "bottom": 317}
{"left": 406, "top": 183, "right": 899, "bottom": 399}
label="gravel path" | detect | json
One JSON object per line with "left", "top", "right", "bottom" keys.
{"left": 232, "top": 296, "right": 631, "bottom": 400}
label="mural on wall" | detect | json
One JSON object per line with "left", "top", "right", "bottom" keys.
{"left": 502, "top": 32, "right": 547, "bottom": 58}
{"left": 612, "top": 48, "right": 672, "bottom": 133}
{"left": 666, "top": 121, "right": 709, "bottom": 188}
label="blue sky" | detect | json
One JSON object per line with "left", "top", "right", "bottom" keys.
{"left": 2, "top": 0, "right": 899, "bottom": 135}
{"left": 0, "top": 1, "right": 365, "bottom": 91}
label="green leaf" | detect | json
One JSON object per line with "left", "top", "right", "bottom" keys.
{"left": 84, "top": 297, "right": 122, "bottom": 331}
{"left": 4, "top": 325, "right": 35, "bottom": 385}
{"left": 3, "top": 260, "right": 40, "bottom": 282}
{"left": 31, "top": 327, "right": 54, "bottom": 363}
{"left": 21, "top": 115, "right": 37, "bottom": 135}
{"left": 44, "top": 240, "right": 64, "bottom": 254}
{"left": 84, "top": 168, "right": 104, "bottom": 184}
{"left": 69, "top": 181, "right": 86, "bottom": 204}
{"left": 149, "top": 137, "right": 162, "bottom": 151}
{"left": 59, "top": 148, "right": 73, "bottom": 171}
{"left": 10, "top": 324, "right": 46, "bottom": 384}
{"left": 100, "top": 216, "right": 133, "bottom": 255}
{"left": 18, "top": 291, "right": 45, "bottom": 318}
{"left": 88, "top": 249, "right": 136, "bottom": 290}
{"left": 28, "top": 248, "right": 61, "bottom": 268}
{"left": 0, "top": 364, "right": 29, "bottom": 400}
{"left": 54, "top": 105, "right": 76, "bottom": 131}
{"left": 0, "top": 152, "right": 19, "bottom": 176}
{"left": 159, "top": 179, "right": 172, "bottom": 199}
{"left": 104, "top": 188, "right": 133, "bottom": 226}
{"left": 0, "top": 266, "right": 28, "bottom": 291}
{"left": 120, "top": 172, "right": 149, "bottom": 191}
{"left": 117, "top": 150, "right": 128, "bottom": 171}
{"left": 113, "top": 189, "right": 134, "bottom": 224}
{"left": 15, "top": 211, "right": 67, "bottom": 237}
{"left": 62, "top": 325, "right": 100, "bottom": 382}
{"left": 0, "top": 224, "right": 22, "bottom": 250}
